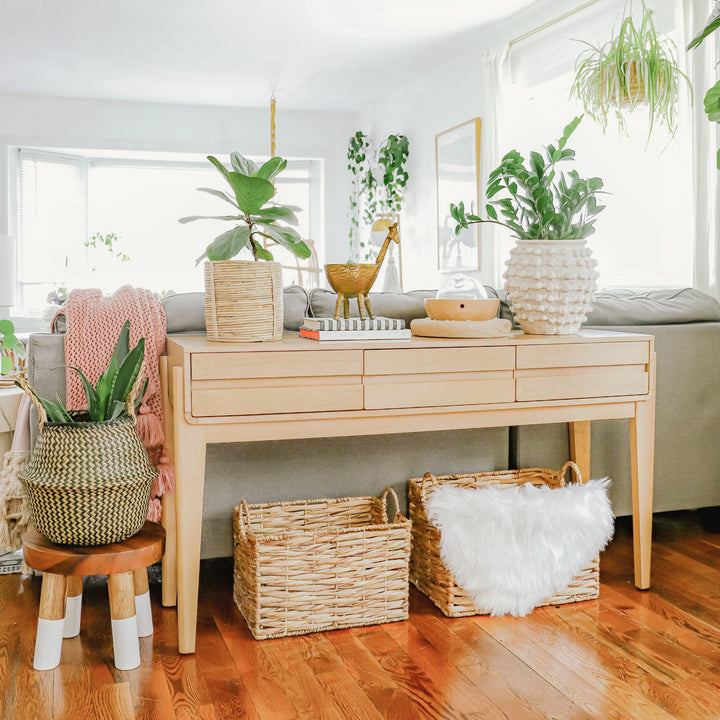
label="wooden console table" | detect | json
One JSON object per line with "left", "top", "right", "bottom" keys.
{"left": 161, "top": 329, "right": 656, "bottom": 653}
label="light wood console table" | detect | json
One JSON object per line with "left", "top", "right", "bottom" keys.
{"left": 161, "top": 329, "right": 656, "bottom": 653}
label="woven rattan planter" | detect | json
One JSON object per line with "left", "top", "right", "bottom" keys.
{"left": 204, "top": 260, "right": 283, "bottom": 342}
{"left": 19, "top": 415, "right": 157, "bottom": 546}
{"left": 233, "top": 490, "right": 411, "bottom": 639}
{"left": 408, "top": 463, "right": 599, "bottom": 617}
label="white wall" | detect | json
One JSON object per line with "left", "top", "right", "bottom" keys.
{"left": 0, "top": 92, "right": 358, "bottom": 270}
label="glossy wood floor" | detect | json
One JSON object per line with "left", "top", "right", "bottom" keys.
{"left": 2, "top": 510, "right": 720, "bottom": 720}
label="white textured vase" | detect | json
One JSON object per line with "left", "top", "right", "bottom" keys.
{"left": 504, "top": 239, "right": 599, "bottom": 335}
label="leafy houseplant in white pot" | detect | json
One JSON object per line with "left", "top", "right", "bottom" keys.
{"left": 451, "top": 116, "right": 606, "bottom": 335}
{"left": 180, "top": 153, "right": 310, "bottom": 342}
{"left": 571, "top": 1, "right": 690, "bottom": 139}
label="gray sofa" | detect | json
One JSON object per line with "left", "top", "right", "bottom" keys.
{"left": 26, "top": 286, "right": 720, "bottom": 559}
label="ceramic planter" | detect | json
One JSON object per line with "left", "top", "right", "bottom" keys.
{"left": 504, "top": 239, "right": 598, "bottom": 335}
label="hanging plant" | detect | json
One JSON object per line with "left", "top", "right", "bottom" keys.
{"left": 571, "top": 2, "right": 691, "bottom": 138}
{"left": 346, "top": 132, "right": 409, "bottom": 260}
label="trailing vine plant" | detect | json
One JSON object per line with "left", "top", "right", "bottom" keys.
{"left": 346, "top": 132, "right": 409, "bottom": 261}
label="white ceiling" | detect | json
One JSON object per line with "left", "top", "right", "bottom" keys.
{"left": 0, "top": 0, "right": 539, "bottom": 112}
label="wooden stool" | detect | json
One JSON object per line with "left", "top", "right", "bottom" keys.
{"left": 22, "top": 522, "right": 165, "bottom": 671}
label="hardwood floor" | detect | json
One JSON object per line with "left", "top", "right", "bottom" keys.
{"left": 1, "top": 511, "right": 720, "bottom": 719}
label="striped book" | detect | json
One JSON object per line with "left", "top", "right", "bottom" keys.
{"left": 0, "top": 549, "right": 22, "bottom": 575}
{"left": 302, "top": 316, "right": 406, "bottom": 331}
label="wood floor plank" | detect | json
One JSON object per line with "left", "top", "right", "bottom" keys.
{"left": 91, "top": 681, "right": 135, "bottom": 720}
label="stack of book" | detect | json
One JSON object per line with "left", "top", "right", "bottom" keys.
{"left": 299, "top": 317, "right": 411, "bottom": 341}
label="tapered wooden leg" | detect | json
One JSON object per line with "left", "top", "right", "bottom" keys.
{"left": 133, "top": 568, "right": 153, "bottom": 638}
{"left": 569, "top": 421, "right": 591, "bottom": 483}
{"left": 343, "top": 296, "right": 350, "bottom": 319}
{"left": 63, "top": 576, "right": 83, "bottom": 639}
{"left": 172, "top": 366, "right": 207, "bottom": 654}
{"left": 333, "top": 293, "right": 343, "bottom": 321}
{"left": 159, "top": 356, "right": 177, "bottom": 608}
{"left": 108, "top": 572, "right": 140, "bottom": 670}
{"left": 357, "top": 294, "right": 366, "bottom": 319}
{"left": 364, "top": 296, "right": 375, "bottom": 319}
{"left": 630, "top": 396, "right": 655, "bottom": 589}
{"left": 34, "top": 573, "right": 67, "bottom": 670}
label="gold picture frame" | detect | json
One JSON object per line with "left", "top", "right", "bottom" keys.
{"left": 436, "top": 118, "right": 482, "bottom": 272}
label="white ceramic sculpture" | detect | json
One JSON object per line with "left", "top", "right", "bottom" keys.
{"left": 504, "top": 239, "right": 599, "bottom": 335}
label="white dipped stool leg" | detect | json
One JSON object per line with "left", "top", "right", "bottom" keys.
{"left": 34, "top": 573, "right": 67, "bottom": 671}
{"left": 63, "top": 576, "right": 83, "bottom": 639}
{"left": 108, "top": 572, "right": 140, "bottom": 670}
{"left": 133, "top": 567, "right": 153, "bottom": 638}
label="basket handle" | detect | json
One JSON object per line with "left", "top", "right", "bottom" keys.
{"left": 237, "top": 499, "right": 251, "bottom": 539}
{"left": 420, "top": 472, "right": 437, "bottom": 490}
{"left": 15, "top": 376, "right": 48, "bottom": 432}
{"left": 382, "top": 487, "right": 403, "bottom": 523}
{"left": 560, "top": 461, "right": 583, "bottom": 486}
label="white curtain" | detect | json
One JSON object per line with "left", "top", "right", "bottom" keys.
{"left": 478, "top": 45, "right": 512, "bottom": 288}
{"left": 679, "top": 0, "right": 720, "bottom": 297}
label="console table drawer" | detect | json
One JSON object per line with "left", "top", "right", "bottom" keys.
{"left": 191, "top": 349, "right": 363, "bottom": 381}
{"left": 364, "top": 346, "right": 514, "bottom": 375}
{"left": 516, "top": 368, "right": 649, "bottom": 401}
{"left": 517, "top": 341, "right": 649, "bottom": 369}
{"left": 365, "top": 376, "right": 515, "bottom": 409}
{"left": 192, "top": 384, "right": 364, "bottom": 417}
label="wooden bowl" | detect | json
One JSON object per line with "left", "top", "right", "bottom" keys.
{"left": 425, "top": 298, "right": 499, "bottom": 322}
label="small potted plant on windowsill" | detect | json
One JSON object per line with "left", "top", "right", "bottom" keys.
{"left": 0, "top": 319, "right": 25, "bottom": 386}
{"left": 451, "top": 116, "right": 606, "bottom": 335}
{"left": 180, "top": 153, "right": 311, "bottom": 342}
{"left": 571, "top": 1, "right": 690, "bottom": 138}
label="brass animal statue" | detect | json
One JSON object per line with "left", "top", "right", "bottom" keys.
{"left": 325, "top": 223, "right": 400, "bottom": 320}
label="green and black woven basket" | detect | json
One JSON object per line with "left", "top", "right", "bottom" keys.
{"left": 18, "top": 376, "right": 157, "bottom": 546}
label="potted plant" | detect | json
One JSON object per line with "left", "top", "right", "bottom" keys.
{"left": 0, "top": 319, "right": 25, "bottom": 382}
{"left": 571, "top": 2, "right": 690, "bottom": 138}
{"left": 180, "top": 152, "right": 311, "bottom": 342}
{"left": 451, "top": 116, "right": 606, "bottom": 335}
{"left": 16, "top": 321, "right": 157, "bottom": 545}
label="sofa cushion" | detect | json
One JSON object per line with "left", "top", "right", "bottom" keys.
{"left": 584, "top": 288, "right": 720, "bottom": 326}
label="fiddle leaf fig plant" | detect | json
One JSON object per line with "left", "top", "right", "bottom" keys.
{"left": 180, "top": 152, "right": 311, "bottom": 264}
{"left": 451, "top": 116, "right": 606, "bottom": 240}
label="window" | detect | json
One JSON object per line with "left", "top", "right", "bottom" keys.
{"left": 13, "top": 149, "right": 322, "bottom": 314}
{"left": 503, "top": 3, "right": 693, "bottom": 289}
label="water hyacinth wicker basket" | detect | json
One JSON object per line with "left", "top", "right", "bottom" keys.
{"left": 17, "top": 377, "right": 157, "bottom": 546}
{"left": 233, "top": 489, "right": 411, "bottom": 640}
{"left": 204, "top": 260, "right": 283, "bottom": 342}
{"left": 408, "top": 462, "right": 600, "bottom": 617}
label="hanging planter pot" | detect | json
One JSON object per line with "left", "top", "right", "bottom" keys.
{"left": 504, "top": 239, "right": 598, "bottom": 335}
{"left": 204, "top": 260, "right": 283, "bottom": 342}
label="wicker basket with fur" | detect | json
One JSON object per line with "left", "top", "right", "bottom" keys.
{"left": 233, "top": 489, "right": 411, "bottom": 639}
{"left": 408, "top": 462, "right": 600, "bottom": 618}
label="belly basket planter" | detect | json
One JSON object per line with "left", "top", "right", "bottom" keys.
{"left": 204, "top": 260, "right": 283, "bottom": 342}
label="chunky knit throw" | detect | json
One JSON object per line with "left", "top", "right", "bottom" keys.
{"left": 55, "top": 286, "right": 174, "bottom": 521}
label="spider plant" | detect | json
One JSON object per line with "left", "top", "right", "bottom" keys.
{"left": 571, "top": 2, "right": 690, "bottom": 138}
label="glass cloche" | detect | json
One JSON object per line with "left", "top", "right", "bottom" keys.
{"left": 436, "top": 273, "right": 487, "bottom": 300}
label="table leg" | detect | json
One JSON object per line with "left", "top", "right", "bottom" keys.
{"left": 630, "top": 396, "right": 655, "bottom": 589}
{"left": 159, "top": 356, "right": 177, "bottom": 608}
{"left": 63, "top": 576, "right": 83, "bottom": 639}
{"left": 108, "top": 571, "right": 140, "bottom": 670}
{"left": 34, "top": 572, "right": 66, "bottom": 670}
{"left": 569, "top": 421, "right": 591, "bottom": 483}
{"left": 172, "top": 366, "right": 207, "bottom": 654}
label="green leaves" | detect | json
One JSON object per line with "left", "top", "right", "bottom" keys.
{"left": 449, "top": 116, "right": 606, "bottom": 240}
{"left": 0, "top": 319, "right": 24, "bottom": 376}
{"left": 184, "top": 151, "right": 310, "bottom": 263}
{"left": 688, "top": 12, "right": 720, "bottom": 50}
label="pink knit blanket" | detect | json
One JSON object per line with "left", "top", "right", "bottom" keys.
{"left": 55, "top": 286, "right": 174, "bottom": 521}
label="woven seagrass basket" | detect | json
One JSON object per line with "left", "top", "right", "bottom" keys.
{"left": 204, "top": 260, "right": 283, "bottom": 342}
{"left": 408, "top": 462, "right": 600, "bottom": 618}
{"left": 18, "top": 376, "right": 157, "bottom": 546}
{"left": 233, "top": 489, "right": 411, "bottom": 640}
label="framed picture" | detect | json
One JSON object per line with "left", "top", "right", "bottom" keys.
{"left": 436, "top": 118, "right": 482, "bottom": 272}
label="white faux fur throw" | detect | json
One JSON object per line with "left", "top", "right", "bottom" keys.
{"left": 425, "top": 479, "right": 614, "bottom": 617}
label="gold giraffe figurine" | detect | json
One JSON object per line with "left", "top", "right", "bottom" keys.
{"left": 325, "top": 223, "right": 400, "bottom": 320}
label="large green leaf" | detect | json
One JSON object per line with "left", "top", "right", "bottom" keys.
{"left": 254, "top": 245, "right": 274, "bottom": 261}
{"left": 67, "top": 364, "right": 101, "bottom": 421}
{"left": 111, "top": 321, "right": 131, "bottom": 368}
{"left": 197, "top": 225, "right": 251, "bottom": 264}
{"left": 256, "top": 157, "right": 287, "bottom": 180}
{"left": 0, "top": 356, "right": 12, "bottom": 375}
{"left": 207, "top": 155, "right": 230, "bottom": 182}
{"left": 253, "top": 206, "right": 299, "bottom": 225}
{"left": 226, "top": 173, "right": 275, "bottom": 215}
{"left": 178, "top": 214, "right": 243, "bottom": 224}
{"left": 108, "top": 339, "right": 145, "bottom": 415}
{"left": 196, "top": 187, "right": 239, "bottom": 209}
{"left": 688, "top": 14, "right": 720, "bottom": 50}
{"left": 230, "top": 152, "right": 258, "bottom": 176}
{"left": 0, "top": 319, "right": 13, "bottom": 335}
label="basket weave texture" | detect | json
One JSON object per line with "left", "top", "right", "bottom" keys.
{"left": 204, "top": 260, "right": 283, "bottom": 342}
{"left": 408, "top": 463, "right": 600, "bottom": 618}
{"left": 233, "top": 489, "right": 411, "bottom": 640}
{"left": 17, "top": 370, "right": 158, "bottom": 546}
